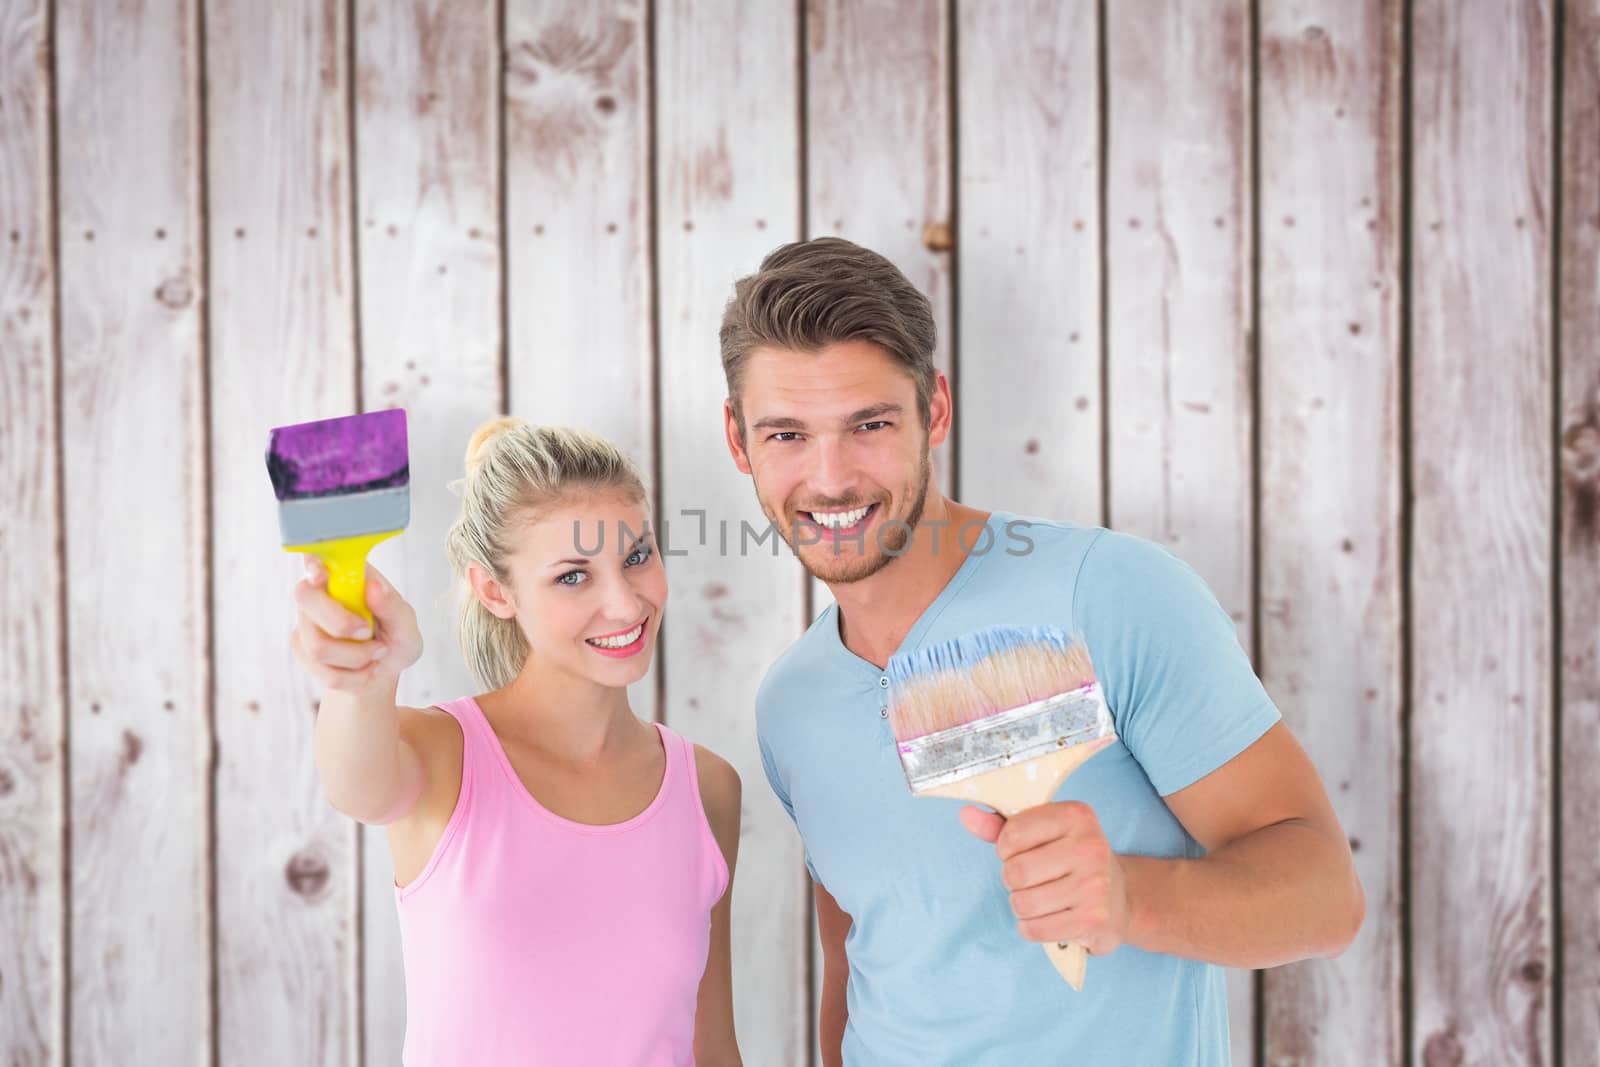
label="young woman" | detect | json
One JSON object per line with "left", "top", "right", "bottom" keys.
{"left": 291, "top": 417, "right": 742, "bottom": 1066}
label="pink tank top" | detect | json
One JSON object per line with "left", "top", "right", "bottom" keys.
{"left": 394, "top": 697, "right": 729, "bottom": 1066}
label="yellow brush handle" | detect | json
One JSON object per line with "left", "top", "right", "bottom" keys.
{"left": 285, "top": 530, "right": 400, "bottom": 628}
{"left": 921, "top": 734, "right": 1115, "bottom": 992}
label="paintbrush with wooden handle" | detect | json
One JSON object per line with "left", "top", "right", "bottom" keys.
{"left": 886, "top": 624, "right": 1116, "bottom": 990}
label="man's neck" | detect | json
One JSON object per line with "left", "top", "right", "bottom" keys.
{"left": 828, "top": 497, "right": 990, "bottom": 668}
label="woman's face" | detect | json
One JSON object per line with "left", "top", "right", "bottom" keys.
{"left": 484, "top": 490, "right": 666, "bottom": 690}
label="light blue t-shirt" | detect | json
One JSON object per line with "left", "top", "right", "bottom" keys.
{"left": 756, "top": 512, "right": 1281, "bottom": 1066}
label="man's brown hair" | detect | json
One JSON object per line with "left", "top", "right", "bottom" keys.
{"left": 719, "top": 237, "right": 937, "bottom": 433}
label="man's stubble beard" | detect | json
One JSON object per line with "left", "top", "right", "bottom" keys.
{"left": 763, "top": 448, "right": 933, "bottom": 585}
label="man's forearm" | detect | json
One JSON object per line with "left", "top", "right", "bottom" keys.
{"left": 1122, "top": 818, "right": 1364, "bottom": 969}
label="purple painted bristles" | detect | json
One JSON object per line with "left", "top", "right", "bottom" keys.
{"left": 266, "top": 409, "right": 409, "bottom": 501}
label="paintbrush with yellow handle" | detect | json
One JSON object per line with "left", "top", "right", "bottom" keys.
{"left": 886, "top": 625, "right": 1116, "bottom": 990}
{"left": 266, "top": 408, "right": 410, "bottom": 628}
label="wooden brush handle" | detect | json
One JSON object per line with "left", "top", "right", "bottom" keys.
{"left": 1044, "top": 939, "right": 1088, "bottom": 990}
{"left": 923, "top": 736, "right": 1115, "bottom": 992}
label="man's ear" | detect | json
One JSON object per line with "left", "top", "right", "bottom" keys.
{"left": 927, "top": 372, "right": 953, "bottom": 450}
{"left": 467, "top": 562, "right": 517, "bottom": 620}
{"left": 724, "top": 399, "right": 753, "bottom": 475}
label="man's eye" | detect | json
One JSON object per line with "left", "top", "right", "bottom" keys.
{"left": 769, "top": 432, "right": 803, "bottom": 443}
{"left": 858, "top": 421, "right": 890, "bottom": 432}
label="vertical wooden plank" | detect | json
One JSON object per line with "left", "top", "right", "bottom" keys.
{"left": 1411, "top": 1, "right": 1554, "bottom": 1063}
{"left": 655, "top": 2, "right": 808, "bottom": 1062}
{"left": 352, "top": 1, "right": 502, "bottom": 1061}
{"left": 505, "top": 0, "right": 652, "bottom": 467}
{"left": 503, "top": 0, "right": 657, "bottom": 723}
{"left": 1104, "top": 3, "right": 1256, "bottom": 1060}
{"left": 956, "top": 0, "right": 1101, "bottom": 523}
{"left": 1559, "top": 0, "right": 1600, "bottom": 1060}
{"left": 1258, "top": 2, "right": 1403, "bottom": 1063}
{"left": 0, "top": 2, "right": 64, "bottom": 1063}
{"left": 206, "top": 2, "right": 359, "bottom": 1063}
{"left": 54, "top": 0, "right": 210, "bottom": 1060}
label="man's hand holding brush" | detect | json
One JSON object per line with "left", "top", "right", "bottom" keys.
{"left": 960, "top": 801, "right": 1132, "bottom": 958}
{"left": 958, "top": 720, "right": 1363, "bottom": 971}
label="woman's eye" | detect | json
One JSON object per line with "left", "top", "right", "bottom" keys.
{"left": 625, "top": 547, "right": 652, "bottom": 567}
{"left": 556, "top": 570, "right": 587, "bottom": 586}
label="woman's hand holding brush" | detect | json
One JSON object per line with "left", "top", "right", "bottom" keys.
{"left": 290, "top": 557, "right": 423, "bottom": 693}
{"left": 960, "top": 800, "right": 1133, "bottom": 959}
{"left": 290, "top": 558, "right": 428, "bottom": 826}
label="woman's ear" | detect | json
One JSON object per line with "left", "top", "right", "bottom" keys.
{"left": 467, "top": 561, "right": 517, "bottom": 620}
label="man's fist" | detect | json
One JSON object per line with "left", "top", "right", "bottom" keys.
{"left": 959, "top": 800, "right": 1130, "bottom": 957}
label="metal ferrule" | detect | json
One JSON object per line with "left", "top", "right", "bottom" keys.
{"left": 278, "top": 483, "right": 411, "bottom": 546}
{"left": 897, "top": 685, "right": 1115, "bottom": 794}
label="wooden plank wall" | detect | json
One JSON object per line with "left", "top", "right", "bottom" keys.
{"left": 1411, "top": 2, "right": 1556, "bottom": 1064}
{"left": 1, "top": 2, "right": 64, "bottom": 1064}
{"left": 1258, "top": 3, "right": 1404, "bottom": 1064}
{"left": 0, "top": 2, "right": 1593, "bottom": 1065}
{"left": 56, "top": 2, "right": 210, "bottom": 1064}
{"left": 1560, "top": 4, "right": 1600, "bottom": 1061}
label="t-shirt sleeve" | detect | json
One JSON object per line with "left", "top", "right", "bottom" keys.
{"left": 1072, "top": 529, "right": 1281, "bottom": 796}
{"left": 757, "top": 698, "right": 822, "bottom": 882}
{"left": 758, "top": 728, "right": 795, "bottom": 819}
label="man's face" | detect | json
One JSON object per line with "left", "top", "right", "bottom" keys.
{"left": 725, "top": 340, "right": 948, "bottom": 584}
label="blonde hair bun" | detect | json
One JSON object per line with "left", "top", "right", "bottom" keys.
{"left": 464, "top": 415, "right": 525, "bottom": 475}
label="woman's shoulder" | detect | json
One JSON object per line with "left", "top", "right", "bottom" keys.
{"left": 690, "top": 743, "right": 741, "bottom": 801}
{"left": 688, "top": 743, "right": 741, "bottom": 850}
{"left": 396, "top": 703, "right": 467, "bottom": 750}
{"left": 396, "top": 704, "right": 468, "bottom": 809}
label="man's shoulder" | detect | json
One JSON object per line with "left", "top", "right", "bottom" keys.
{"left": 982, "top": 512, "right": 1115, "bottom": 591}
{"left": 1068, "top": 525, "right": 1209, "bottom": 609}
{"left": 987, "top": 516, "right": 1209, "bottom": 626}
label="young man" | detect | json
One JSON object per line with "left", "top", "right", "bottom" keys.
{"left": 720, "top": 237, "right": 1363, "bottom": 1065}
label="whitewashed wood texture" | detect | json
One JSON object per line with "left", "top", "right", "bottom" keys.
{"left": 1104, "top": 3, "right": 1258, "bottom": 1062}
{"left": 352, "top": 1, "right": 504, "bottom": 1061}
{"left": 655, "top": 2, "right": 809, "bottom": 1063}
{"left": 206, "top": 1, "right": 360, "bottom": 1063}
{"left": 1410, "top": 0, "right": 1555, "bottom": 1063}
{"left": 0, "top": 1, "right": 64, "bottom": 1063}
{"left": 55, "top": 0, "right": 210, "bottom": 1061}
{"left": 1560, "top": 2, "right": 1600, "bottom": 1060}
{"left": 1257, "top": 2, "right": 1405, "bottom": 1063}
{"left": 956, "top": 0, "right": 1102, "bottom": 526}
